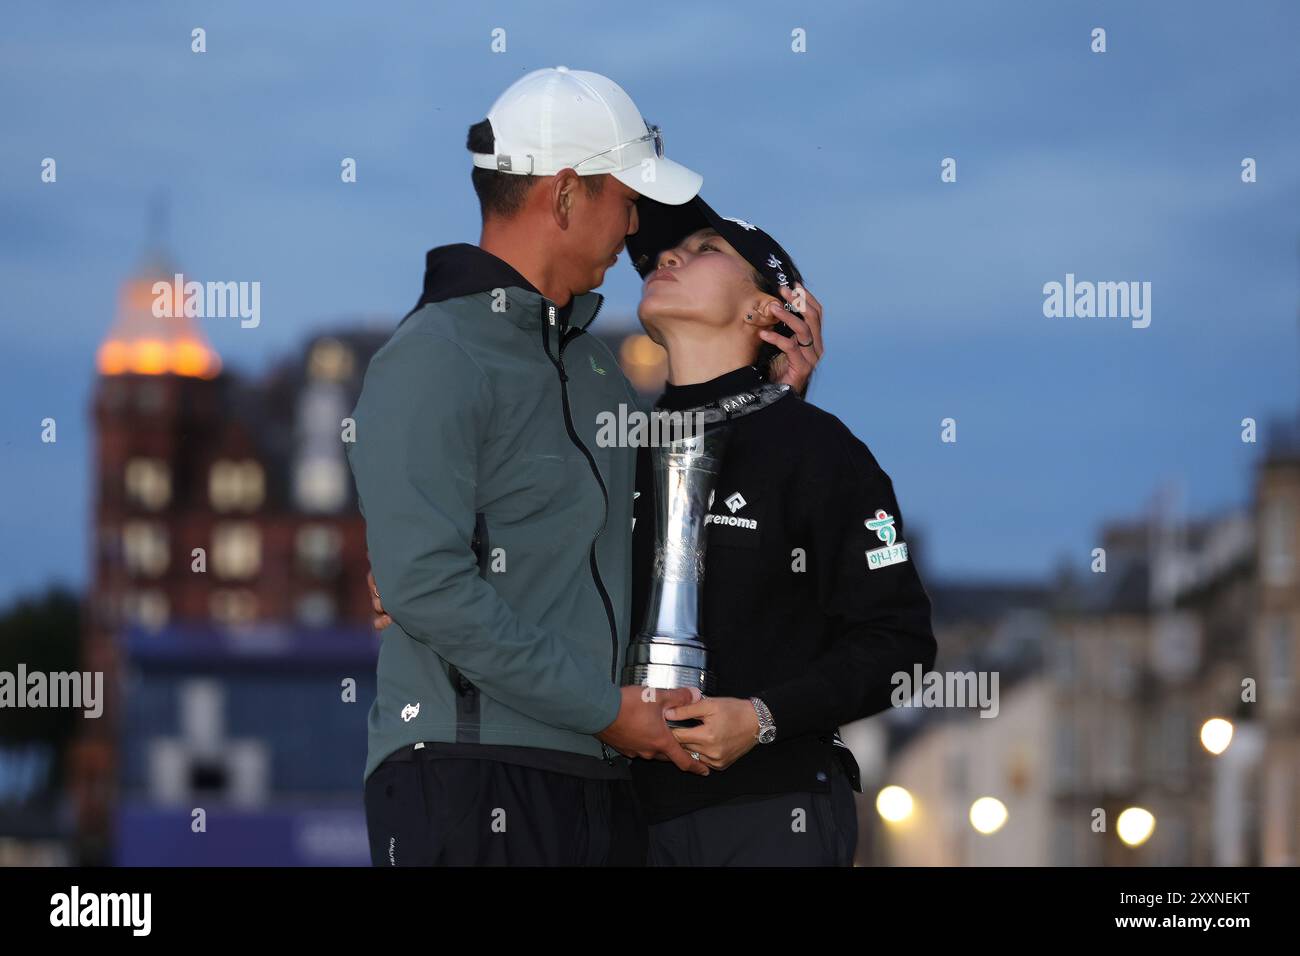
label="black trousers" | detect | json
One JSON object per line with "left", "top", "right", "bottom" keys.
{"left": 645, "top": 757, "right": 859, "bottom": 866}
{"left": 364, "top": 748, "right": 647, "bottom": 866}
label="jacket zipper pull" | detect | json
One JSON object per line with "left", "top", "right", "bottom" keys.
{"left": 547, "top": 304, "right": 570, "bottom": 381}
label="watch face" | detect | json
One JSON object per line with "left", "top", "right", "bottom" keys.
{"left": 758, "top": 727, "right": 777, "bottom": 744}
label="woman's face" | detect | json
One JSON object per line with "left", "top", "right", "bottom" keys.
{"left": 636, "top": 227, "right": 767, "bottom": 343}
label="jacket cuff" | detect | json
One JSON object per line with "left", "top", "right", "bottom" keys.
{"left": 582, "top": 681, "right": 623, "bottom": 736}
{"left": 753, "top": 682, "right": 820, "bottom": 741}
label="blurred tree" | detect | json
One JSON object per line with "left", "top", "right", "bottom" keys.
{"left": 0, "top": 588, "right": 82, "bottom": 789}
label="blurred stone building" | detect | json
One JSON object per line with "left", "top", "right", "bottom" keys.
{"left": 880, "top": 415, "right": 1298, "bottom": 867}
{"left": 76, "top": 250, "right": 389, "bottom": 863}
{"left": 1255, "top": 416, "right": 1300, "bottom": 865}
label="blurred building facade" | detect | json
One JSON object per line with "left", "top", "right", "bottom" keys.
{"left": 1255, "top": 417, "right": 1300, "bottom": 865}
{"left": 75, "top": 251, "right": 388, "bottom": 864}
{"left": 878, "top": 417, "right": 1298, "bottom": 867}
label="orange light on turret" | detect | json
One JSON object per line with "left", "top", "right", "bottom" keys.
{"left": 97, "top": 340, "right": 130, "bottom": 375}
{"left": 97, "top": 267, "right": 221, "bottom": 379}
{"left": 173, "top": 339, "right": 220, "bottom": 377}
{"left": 96, "top": 337, "right": 222, "bottom": 378}
{"left": 129, "top": 339, "right": 168, "bottom": 375}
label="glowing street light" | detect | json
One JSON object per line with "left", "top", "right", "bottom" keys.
{"left": 969, "top": 797, "right": 1008, "bottom": 834}
{"left": 875, "top": 785, "right": 914, "bottom": 824}
{"left": 1199, "top": 717, "right": 1234, "bottom": 755}
{"left": 1117, "top": 807, "right": 1156, "bottom": 847}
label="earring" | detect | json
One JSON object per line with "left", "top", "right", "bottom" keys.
{"left": 745, "top": 313, "right": 753, "bottom": 321}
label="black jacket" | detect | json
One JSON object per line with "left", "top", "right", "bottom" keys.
{"left": 628, "top": 365, "right": 937, "bottom": 823}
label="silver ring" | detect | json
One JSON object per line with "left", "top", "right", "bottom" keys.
{"left": 797, "top": 339, "right": 813, "bottom": 348}
{"left": 689, "top": 751, "right": 701, "bottom": 761}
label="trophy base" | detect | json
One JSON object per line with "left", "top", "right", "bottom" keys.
{"left": 621, "top": 662, "right": 714, "bottom": 696}
{"left": 622, "top": 638, "right": 714, "bottom": 730}
{"left": 622, "top": 658, "right": 714, "bottom": 729}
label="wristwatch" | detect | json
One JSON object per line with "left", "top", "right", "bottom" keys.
{"left": 750, "top": 697, "right": 777, "bottom": 744}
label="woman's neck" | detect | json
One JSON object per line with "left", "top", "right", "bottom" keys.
{"left": 657, "top": 326, "right": 755, "bottom": 385}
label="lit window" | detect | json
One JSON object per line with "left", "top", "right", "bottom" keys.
{"left": 307, "top": 338, "right": 355, "bottom": 383}
{"left": 212, "top": 522, "right": 261, "bottom": 579}
{"left": 210, "top": 460, "right": 265, "bottom": 512}
{"left": 296, "top": 525, "right": 342, "bottom": 578}
{"left": 295, "top": 457, "right": 347, "bottom": 513}
{"left": 210, "top": 589, "right": 258, "bottom": 625}
{"left": 122, "top": 522, "right": 168, "bottom": 577}
{"left": 296, "top": 591, "right": 337, "bottom": 627}
{"left": 123, "top": 590, "right": 169, "bottom": 631}
{"left": 125, "top": 458, "right": 171, "bottom": 511}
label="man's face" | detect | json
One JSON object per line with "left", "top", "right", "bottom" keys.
{"left": 558, "top": 175, "right": 641, "bottom": 294}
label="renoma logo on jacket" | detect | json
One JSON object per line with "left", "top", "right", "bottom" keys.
{"left": 865, "top": 509, "right": 909, "bottom": 570}
{"left": 705, "top": 490, "right": 757, "bottom": 530}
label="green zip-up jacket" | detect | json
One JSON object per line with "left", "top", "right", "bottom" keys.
{"left": 347, "top": 243, "right": 642, "bottom": 784}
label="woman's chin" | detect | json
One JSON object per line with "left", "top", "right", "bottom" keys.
{"left": 639, "top": 284, "right": 691, "bottom": 319}
{"left": 636, "top": 299, "right": 666, "bottom": 330}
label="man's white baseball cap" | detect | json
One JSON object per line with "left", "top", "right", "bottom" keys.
{"left": 471, "top": 66, "right": 703, "bottom": 206}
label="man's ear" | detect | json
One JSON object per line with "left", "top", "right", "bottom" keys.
{"left": 551, "top": 169, "right": 579, "bottom": 228}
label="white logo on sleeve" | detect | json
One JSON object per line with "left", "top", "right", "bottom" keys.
{"left": 864, "top": 509, "right": 909, "bottom": 569}
{"left": 725, "top": 492, "right": 747, "bottom": 513}
{"left": 401, "top": 702, "right": 420, "bottom": 722}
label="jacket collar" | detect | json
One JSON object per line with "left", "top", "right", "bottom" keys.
{"left": 656, "top": 364, "right": 766, "bottom": 411}
{"left": 409, "top": 242, "right": 603, "bottom": 333}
